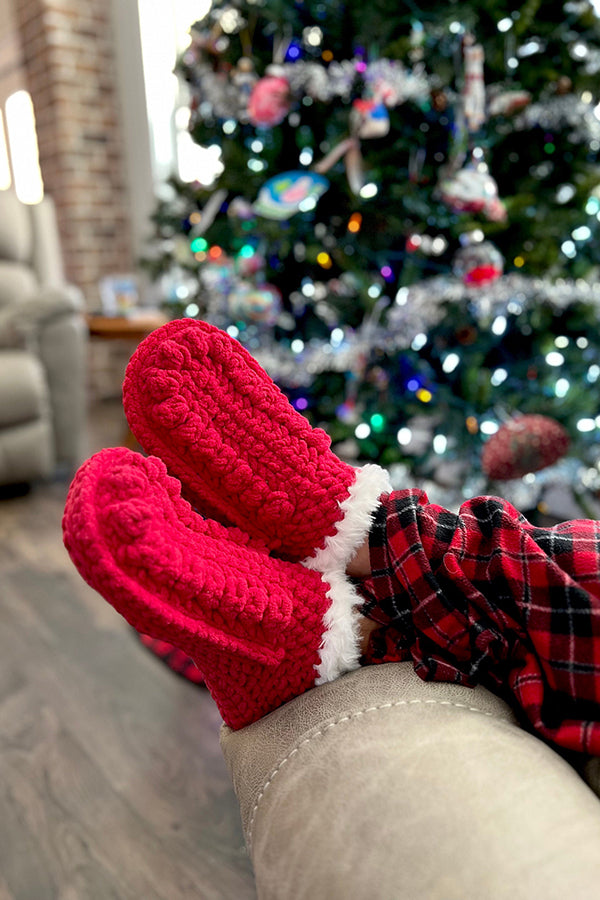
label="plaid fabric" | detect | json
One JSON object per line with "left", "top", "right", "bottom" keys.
{"left": 137, "top": 633, "right": 205, "bottom": 685}
{"left": 358, "top": 490, "right": 600, "bottom": 755}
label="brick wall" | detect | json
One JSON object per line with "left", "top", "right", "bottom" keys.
{"left": 14, "top": 0, "right": 134, "bottom": 307}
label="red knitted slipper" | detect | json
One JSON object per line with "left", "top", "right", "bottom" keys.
{"left": 63, "top": 447, "right": 367, "bottom": 729}
{"left": 123, "top": 319, "right": 390, "bottom": 567}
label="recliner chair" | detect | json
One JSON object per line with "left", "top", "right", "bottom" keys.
{"left": 0, "top": 189, "right": 87, "bottom": 486}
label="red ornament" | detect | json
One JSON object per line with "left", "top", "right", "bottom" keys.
{"left": 481, "top": 415, "right": 570, "bottom": 480}
{"left": 453, "top": 241, "right": 504, "bottom": 286}
{"left": 464, "top": 263, "right": 503, "bottom": 284}
{"left": 247, "top": 75, "right": 291, "bottom": 127}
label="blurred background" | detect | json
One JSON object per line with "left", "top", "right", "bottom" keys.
{"left": 2, "top": 3, "right": 600, "bottom": 896}
{"left": 3, "top": 0, "right": 600, "bottom": 516}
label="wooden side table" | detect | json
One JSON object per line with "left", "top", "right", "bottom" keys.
{"left": 86, "top": 311, "right": 169, "bottom": 342}
{"left": 86, "top": 311, "right": 170, "bottom": 447}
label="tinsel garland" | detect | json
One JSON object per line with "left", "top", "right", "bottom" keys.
{"left": 514, "top": 96, "right": 600, "bottom": 142}
{"left": 251, "top": 273, "right": 600, "bottom": 385}
{"left": 182, "top": 54, "right": 432, "bottom": 123}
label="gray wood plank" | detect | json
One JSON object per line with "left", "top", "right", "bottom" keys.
{"left": 0, "top": 438, "right": 256, "bottom": 899}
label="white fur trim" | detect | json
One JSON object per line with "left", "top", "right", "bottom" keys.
{"left": 303, "top": 464, "right": 392, "bottom": 685}
{"left": 304, "top": 464, "right": 392, "bottom": 575}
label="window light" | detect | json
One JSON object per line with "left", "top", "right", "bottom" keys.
{"left": 5, "top": 90, "right": 44, "bottom": 204}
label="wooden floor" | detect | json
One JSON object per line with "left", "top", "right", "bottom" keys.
{"left": 0, "top": 401, "right": 257, "bottom": 899}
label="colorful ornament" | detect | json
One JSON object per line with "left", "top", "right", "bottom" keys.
{"left": 235, "top": 250, "right": 266, "bottom": 278}
{"left": 228, "top": 197, "right": 256, "bottom": 221}
{"left": 336, "top": 399, "right": 360, "bottom": 425}
{"left": 227, "top": 281, "right": 282, "bottom": 325}
{"left": 462, "top": 35, "right": 486, "bottom": 132}
{"left": 453, "top": 242, "right": 504, "bottom": 285}
{"left": 351, "top": 97, "right": 390, "bottom": 138}
{"left": 247, "top": 74, "right": 291, "bottom": 127}
{"left": 233, "top": 57, "right": 258, "bottom": 95}
{"left": 488, "top": 89, "right": 531, "bottom": 117}
{"left": 254, "top": 171, "right": 329, "bottom": 220}
{"left": 481, "top": 415, "right": 570, "bottom": 480}
{"left": 439, "top": 166, "right": 507, "bottom": 222}
{"left": 200, "top": 256, "right": 235, "bottom": 295}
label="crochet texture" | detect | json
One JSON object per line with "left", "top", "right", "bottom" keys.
{"left": 62, "top": 447, "right": 332, "bottom": 729}
{"left": 123, "top": 319, "right": 356, "bottom": 559}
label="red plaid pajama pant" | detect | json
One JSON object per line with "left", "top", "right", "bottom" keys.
{"left": 357, "top": 490, "right": 600, "bottom": 755}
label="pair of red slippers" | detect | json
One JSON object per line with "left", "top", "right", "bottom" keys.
{"left": 63, "top": 320, "right": 390, "bottom": 729}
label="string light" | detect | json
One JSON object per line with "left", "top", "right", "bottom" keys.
{"left": 190, "top": 237, "right": 208, "bottom": 252}
{"left": 317, "top": 251, "right": 332, "bottom": 268}
{"left": 586, "top": 197, "right": 600, "bottom": 214}
{"left": 298, "top": 196, "right": 317, "bottom": 211}
{"left": 433, "top": 434, "right": 447, "bottom": 454}
{"left": 355, "top": 423, "right": 371, "bottom": 439}
{"left": 304, "top": 26, "right": 323, "bottom": 46}
{"left": 587, "top": 365, "right": 600, "bottom": 382}
{"left": 370, "top": 413, "right": 385, "bottom": 432}
{"left": 572, "top": 225, "right": 592, "bottom": 241}
{"left": 481, "top": 420, "right": 499, "bottom": 435}
{"left": 442, "top": 352, "right": 460, "bottom": 373}
{"left": 490, "top": 368, "right": 507, "bottom": 386}
{"left": 577, "top": 418, "right": 596, "bottom": 432}
{"left": 359, "top": 183, "right": 378, "bottom": 199}
{"left": 208, "top": 245, "right": 223, "bottom": 259}
{"left": 416, "top": 388, "right": 433, "bottom": 403}
{"left": 330, "top": 327, "right": 344, "bottom": 347}
{"left": 247, "top": 158, "right": 266, "bottom": 172}
{"left": 397, "top": 427, "right": 412, "bottom": 445}
{"left": 491, "top": 315, "right": 507, "bottom": 335}
{"left": 347, "top": 213, "right": 362, "bottom": 233}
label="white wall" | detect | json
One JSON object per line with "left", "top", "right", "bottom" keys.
{"left": 109, "top": 0, "right": 156, "bottom": 259}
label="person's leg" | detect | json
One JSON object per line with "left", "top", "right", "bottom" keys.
{"left": 348, "top": 489, "right": 600, "bottom": 755}
{"left": 122, "top": 319, "right": 391, "bottom": 563}
{"left": 63, "top": 446, "right": 375, "bottom": 729}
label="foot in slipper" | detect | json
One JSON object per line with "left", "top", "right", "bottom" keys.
{"left": 63, "top": 447, "right": 366, "bottom": 728}
{"left": 123, "top": 319, "right": 390, "bottom": 567}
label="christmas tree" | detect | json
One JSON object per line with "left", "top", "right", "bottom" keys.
{"left": 142, "top": 0, "right": 600, "bottom": 517}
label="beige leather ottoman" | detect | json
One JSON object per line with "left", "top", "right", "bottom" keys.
{"left": 222, "top": 663, "right": 600, "bottom": 900}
